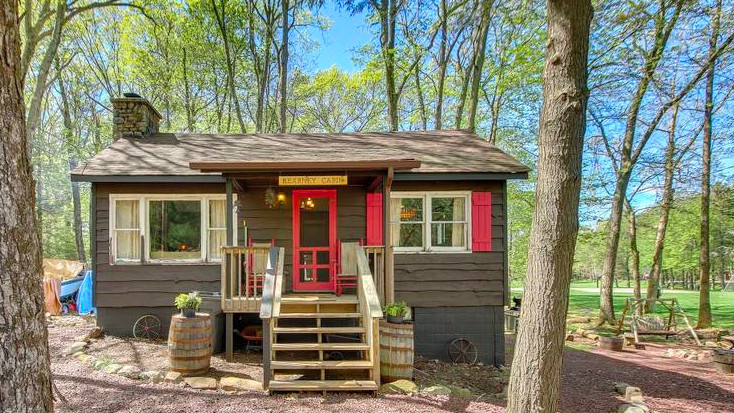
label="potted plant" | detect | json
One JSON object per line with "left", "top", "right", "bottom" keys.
{"left": 175, "top": 292, "right": 202, "bottom": 318}
{"left": 384, "top": 301, "right": 408, "bottom": 324}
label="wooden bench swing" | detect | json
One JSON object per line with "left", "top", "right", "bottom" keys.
{"left": 615, "top": 297, "right": 701, "bottom": 346}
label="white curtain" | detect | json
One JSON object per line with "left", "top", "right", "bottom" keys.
{"left": 390, "top": 198, "right": 402, "bottom": 246}
{"left": 452, "top": 197, "right": 465, "bottom": 247}
{"left": 209, "top": 199, "right": 226, "bottom": 259}
{"left": 115, "top": 200, "right": 140, "bottom": 260}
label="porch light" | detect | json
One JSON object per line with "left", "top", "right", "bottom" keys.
{"left": 300, "top": 197, "right": 315, "bottom": 211}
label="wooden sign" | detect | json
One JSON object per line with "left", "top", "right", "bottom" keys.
{"left": 279, "top": 175, "right": 348, "bottom": 186}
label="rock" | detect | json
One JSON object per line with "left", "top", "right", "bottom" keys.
{"left": 618, "top": 402, "right": 650, "bottom": 413}
{"left": 421, "top": 384, "right": 452, "bottom": 396}
{"left": 184, "top": 377, "right": 218, "bottom": 390}
{"left": 165, "top": 371, "right": 183, "bottom": 384}
{"left": 118, "top": 365, "right": 142, "bottom": 379}
{"left": 77, "top": 354, "right": 93, "bottom": 363}
{"left": 448, "top": 385, "right": 473, "bottom": 397}
{"left": 565, "top": 334, "right": 575, "bottom": 342}
{"left": 72, "top": 351, "right": 86, "bottom": 359}
{"left": 65, "top": 342, "right": 87, "bottom": 355}
{"left": 88, "top": 327, "right": 103, "bottom": 339}
{"left": 102, "top": 363, "right": 123, "bottom": 374}
{"left": 92, "top": 359, "right": 110, "bottom": 370}
{"left": 220, "top": 377, "right": 262, "bottom": 392}
{"left": 698, "top": 351, "right": 714, "bottom": 362}
{"left": 141, "top": 370, "right": 164, "bottom": 383}
{"left": 75, "top": 334, "right": 91, "bottom": 342}
{"left": 614, "top": 382, "right": 644, "bottom": 403}
{"left": 380, "top": 379, "right": 418, "bottom": 394}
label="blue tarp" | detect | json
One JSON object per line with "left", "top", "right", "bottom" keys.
{"left": 77, "top": 270, "right": 96, "bottom": 315}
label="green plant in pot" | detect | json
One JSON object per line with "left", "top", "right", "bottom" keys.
{"left": 175, "top": 292, "right": 202, "bottom": 317}
{"left": 384, "top": 301, "right": 408, "bottom": 324}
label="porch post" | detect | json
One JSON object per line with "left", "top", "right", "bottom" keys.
{"left": 225, "top": 177, "right": 234, "bottom": 361}
{"left": 383, "top": 167, "right": 395, "bottom": 303}
{"left": 226, "top": 177, "right": 234, "bottom": 245}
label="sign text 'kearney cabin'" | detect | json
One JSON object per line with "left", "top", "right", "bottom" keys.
{"left": 278, "top": 175, "right": 348, "bottom": 186}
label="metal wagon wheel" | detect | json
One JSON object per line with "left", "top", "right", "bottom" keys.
{"left": 448, "top": 338, "right": 478, "bottom": 365}
{"left": 133, "top": 315, "right": 162, "bottom": 340}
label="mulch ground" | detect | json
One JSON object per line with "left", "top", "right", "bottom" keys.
{"left": 49, "top": 316, "right": 734, "bottom": 412}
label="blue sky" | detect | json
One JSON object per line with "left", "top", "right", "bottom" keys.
{"left": 309, "top": 3, "right": 370, "bottom": 72}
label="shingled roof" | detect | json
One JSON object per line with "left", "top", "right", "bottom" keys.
{"left": 71, "top": 130, "right": 529, "bottom": 181}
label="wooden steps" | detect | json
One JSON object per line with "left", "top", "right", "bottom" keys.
{"left": 278, "top": 312, "right": 362, "bottom": 319}
{"left": 268, "top": 380, "right": 378, "bottom": 392}
{"left": 271, "top": 360, "right": 373, "bottom": 369}
{"left": 267, "top": 293, "right": 377, "bottom": 393}
{"left": 273, "top": 326, "right": 365, "bottom": 334}
{"left": 272, "top": 342, "right": 370, "bottom": 351}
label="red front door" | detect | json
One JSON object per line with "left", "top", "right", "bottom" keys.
{"left": 292, "top": 189, "right": 337, "bottom": 291}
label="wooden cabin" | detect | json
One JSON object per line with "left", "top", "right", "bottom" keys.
{"left": 71, "top": 96, "right": 529, "bottom": 392}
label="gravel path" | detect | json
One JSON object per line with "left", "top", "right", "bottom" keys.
{"left": 49, "top": 317, "right": 734, "bottom": 412}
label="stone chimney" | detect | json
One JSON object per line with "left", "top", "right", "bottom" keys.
{"left": 111, "top": 93, "right": 162, "bottom": 139}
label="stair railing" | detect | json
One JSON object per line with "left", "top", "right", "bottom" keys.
{"left": 355, "top": 245, "right": 384, "bottom": 386}
{"left": 220, "top": 245, "right": 272, "bottom": 312}
{"left": 259, "top": 246, "right": 285, "bottom": 390}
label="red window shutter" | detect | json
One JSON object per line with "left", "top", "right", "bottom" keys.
{"left": 471, "top": 192, "right": 492, "bottom": 251}
{"left": 366, "top": 192, "right": 383, "bottom": 245}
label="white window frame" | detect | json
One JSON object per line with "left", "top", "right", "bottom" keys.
{"left": 391, "top": 191, "right": 471, "bottom": 253}
{"left": 109, "top": 193, "right": 237, "bottom": 264}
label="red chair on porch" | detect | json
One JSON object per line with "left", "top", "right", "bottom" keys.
{"left": 244, "top": 238, "right": 274, "bottom": 296}
{"left": 234, "top": 325, "right": 263, "bottom": 353}
{"left": 334, "top": 240, "right": 361, "bottom": 296}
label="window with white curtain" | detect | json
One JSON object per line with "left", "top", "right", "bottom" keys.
{"left": 110, "top": 195, "right": 232, "bottom": 264}
{"left": 114, "top": 199, "right": 141, "bottom": 261}
{"left": 390, "top": 192, "right": 470, "bottom": 252}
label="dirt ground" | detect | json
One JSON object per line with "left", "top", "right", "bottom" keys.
{"left": 49, "top": 316, "right": 734, "bottom": 412}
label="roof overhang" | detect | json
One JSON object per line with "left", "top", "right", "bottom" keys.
{"left": 188, "top": 159, "right": 422, "bottom": 173}
{"left": 393, "top": 172, "right": 529, "bottom": 181}
{"left": 70, "top": 174, "right": 226, "bottom": 183}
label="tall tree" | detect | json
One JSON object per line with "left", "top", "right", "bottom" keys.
{"left": 0, "top": 1, "right": 54, "bottom": 411}
{"left": 698, "top": 0, "right": 722, "bottom": 328}
{"left": 506, "top": 0, "right": 592, "bottom": 411}
{"left": 279, "top": 0, "right": 290, "bottom": 132}
{"left": 466, "top": 0, "right": 493, "bottom": 132}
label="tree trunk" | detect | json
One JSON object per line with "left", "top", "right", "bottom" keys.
{"left": 506, "top": 1, "right": 592, "bottom": 411}
{"left": 212, "top": 0, "right": 247, "bottom": 133}
{"left": 0, "top": 3, "right": 54, "bottom": 411}
{"left": 434, "top": 0, "right": 448, "bottom": 130}
{"left": 698, "top": 0, "right": 721, "bottom": 328}
{"left": 626, "top": 201, "right": 641, "bottom": 308}
{"left": 378, "top": 0, "right": 399, "bottom": 131}
{"left": 279, "top": 0, "right": 289, "bottom": 133}
{"left": 182, "top": 48, "right": 195, "bottom": 132}
{"left": 414, "top": 66, "right": 427, "bottom": 130}
{"left": 646, "top": 101, "right": 679, "bottom": 308}
{"left": 466, "top": 0, "right": 493, "bottom": 133}
{"left": 55, "top": 57, "right": 86, "bottom": 263}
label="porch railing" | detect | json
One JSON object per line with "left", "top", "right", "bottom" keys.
{"left": 356, "top": 245, "right": 383, "bottom": 386}
{"left": 363, "top": 245, "right": 386, "bottom": 306}
{"left": 260, "top": 246, "right": 285, "bottom": 390}
{"left": 220, "top": 245, "right": 273, "bottom": 312}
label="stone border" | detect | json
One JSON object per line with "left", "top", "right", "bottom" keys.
{"left": 64, "top": 329, "right": 263, "bottom": 393}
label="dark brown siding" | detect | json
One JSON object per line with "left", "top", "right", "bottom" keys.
{"left": 94, "top": 183, "right": 226, "bottom": 312}
{"left": 392, "top": 180, "right": 507, "bottom": 307}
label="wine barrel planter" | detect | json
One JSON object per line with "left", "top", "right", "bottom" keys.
{"left": 713, "top": 350, "right": 734, "bottom": 374}
{"left": 598, "top": 336, "right": 624, "bottom": 351}
{"left": 379, "top": 321, "right": 414, "bottom": 382}
{"left": 168, "top": 313, "right": 213, "bottom": 376}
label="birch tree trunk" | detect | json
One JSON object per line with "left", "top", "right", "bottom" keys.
{"left": 0, "top": 2, "right": 54, "bottom": 411}
{"left": 698, "top": 0, "right": 721, "bottom": 329}
{"left": 506, "top": 1, "right": 592, "bottom": 411}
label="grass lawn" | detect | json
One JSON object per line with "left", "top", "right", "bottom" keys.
{"left": 564, "top": 281, "right": 734, "bottom": 332}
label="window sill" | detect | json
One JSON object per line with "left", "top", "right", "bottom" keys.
{"left": 111, "top": 261, "right": 221, "bottom": 266}
{"left": 393, "top": 249, "right": 472, "bottom": 254}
